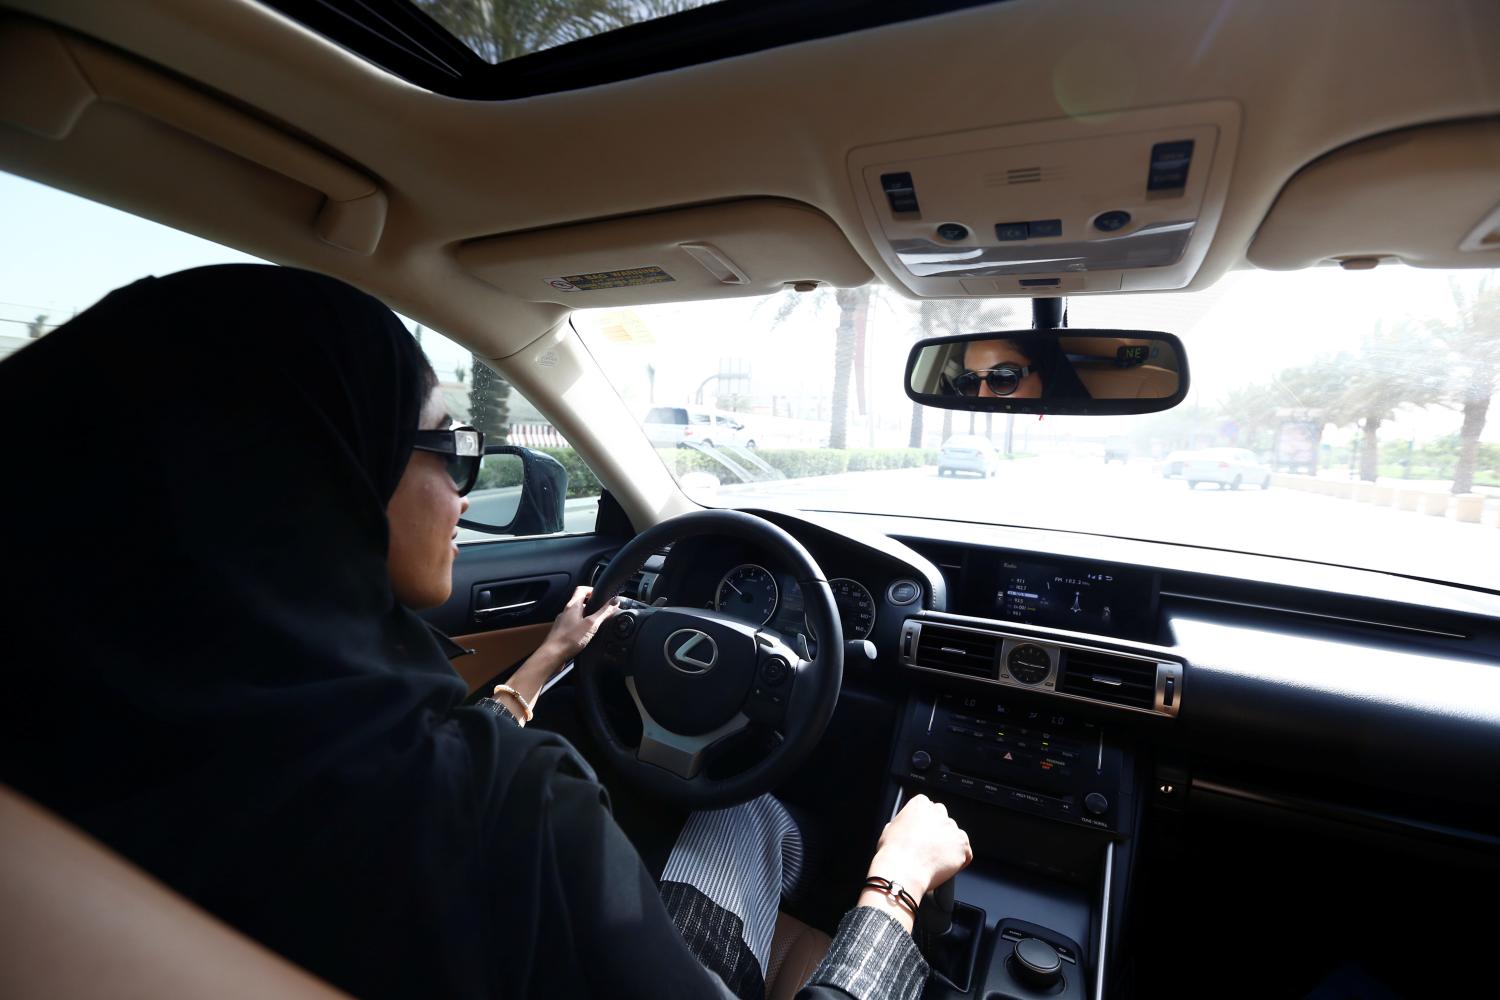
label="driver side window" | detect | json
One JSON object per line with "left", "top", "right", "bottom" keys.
{"left": 0, "top": 170, "right": 600, "bottom": 541}
{"left": 413, "top": 327, "right": 600, "bottom": 540}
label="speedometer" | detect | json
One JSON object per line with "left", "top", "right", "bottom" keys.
{"left": 808, "top": 578, "right": 877, "bottom": 641}
{"left": 715, "top": 564, "right": 779, "bottom": 626}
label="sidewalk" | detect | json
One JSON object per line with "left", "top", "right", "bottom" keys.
{"left": 1272, "top": 472, "right": 1499, "bottom": 526}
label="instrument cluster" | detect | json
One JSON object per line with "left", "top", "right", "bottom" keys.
{"left": 711, "top": 562, "right": 878, "bottom": 645}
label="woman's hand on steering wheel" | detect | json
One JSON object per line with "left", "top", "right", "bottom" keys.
{"left": 540, "top": 586, "right": 620, "bottom": 672}
{"left": 500, "top": 588, "right": 620, "bottom": 720}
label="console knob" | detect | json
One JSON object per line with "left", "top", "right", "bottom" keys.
{"left": 1085, "top": 792, "right": 1109, "bottom": 816}
{"left": 910, "top": 750, "right": 932, "bottom": 772}
{"left": 1012, "top": 937, "right": 1063, "bottom": 990}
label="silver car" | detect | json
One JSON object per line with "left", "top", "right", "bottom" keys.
{"left": 938, "top": 434, "right": 1001, "bottom": 477}
{"left": 1183, "top": 448, "right": 1272, "bottom": 490}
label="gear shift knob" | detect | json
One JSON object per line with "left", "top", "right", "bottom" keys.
{"left": 919, "top": 878, "right": 955, "bottom": 937}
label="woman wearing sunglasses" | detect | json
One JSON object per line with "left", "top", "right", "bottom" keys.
{"left": 950, "top": 335, "right": 1092, "bottom": 401}
{"left": 1, "top": 265, "right": 969, "bottom": 1000}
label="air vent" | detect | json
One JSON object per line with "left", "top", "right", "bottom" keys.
{"left": 913, "top": 624, "right": 1000, "bottom": 680}
{"left": 1058, "top": 648, "right": 1158, "bottom": 709}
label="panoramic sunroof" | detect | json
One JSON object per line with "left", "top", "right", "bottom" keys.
{"left": 417, "top": 0, "right": 724, "bottom": 65}
{"left": 261, "top": 0, "right": 1003, "bottom": 99}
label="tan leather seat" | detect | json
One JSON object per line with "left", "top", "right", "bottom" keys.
{"left": 1075, "top": 363, "right": 1179, "bottom": 399}
{"left": 2, "top": 784, "right": 831, "bottom": 1000}
{"left": 765, "top": 910, "right": 832, "bottom": 1000}
{"left": 0, "top": 785, "right": 348, "bottom": 1000}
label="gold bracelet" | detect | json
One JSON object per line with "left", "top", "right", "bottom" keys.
{"left": 492, "top": 684, "right": 534, "bottom": 723}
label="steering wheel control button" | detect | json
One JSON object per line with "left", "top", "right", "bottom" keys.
{"left": 1085, "top": 792, "right": 1110, "bottom": 815}
{"left": 761, "top": 656, "right": 790, "bottom": 686}
{"left": 1012, "top": 938, "right": 1064, "bottom": 991}
{"left": 611, "top": 613, "right": 637, "bottom": 639}
{"left": 1093, "top": 209, "right": 1132, "bottom": 232}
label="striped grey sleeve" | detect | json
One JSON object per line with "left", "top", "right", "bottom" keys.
{"left": 803, "top": 906, "right": 929, "bottom": 1000}
{"left": 474, "top": 697, "right": 522, "bottom": 727}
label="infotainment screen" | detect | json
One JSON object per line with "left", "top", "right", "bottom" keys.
{"left": 987, "top": 555, "right": 1157, "bottom": 639}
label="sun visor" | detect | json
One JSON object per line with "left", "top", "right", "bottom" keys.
{"left": 847, "top": 101, "right": 1240, "bottom": 298}
{"left": 456, "top": 199, "right": 873, "bottom": 306}
{"left": 1249, "top": 118, "right": 1500, "bottom": 271}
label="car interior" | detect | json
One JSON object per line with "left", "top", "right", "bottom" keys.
{"left": 2, "top": 1, "right": 1499, "bottom": 998}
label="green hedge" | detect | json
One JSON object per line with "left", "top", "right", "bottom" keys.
{"left": 534, "top": 447, "right": 603, "bottom": 499}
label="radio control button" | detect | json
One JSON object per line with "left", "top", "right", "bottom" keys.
{"left": 910, "top": 750, "right": 932, "bottom": 772}
{"left": 1085, "top": 792, "right": 1110, "bottom": 815}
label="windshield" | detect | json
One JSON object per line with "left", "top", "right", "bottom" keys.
{"left": 573, "top": 267, "right": 1500, "bottom": 590}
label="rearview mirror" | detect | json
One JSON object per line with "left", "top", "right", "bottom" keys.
{"left": 459, "top": 446, "right": 569, "bottom": 536}
{"left": 905, "top": 329, "right": 1188, "bottom": 415}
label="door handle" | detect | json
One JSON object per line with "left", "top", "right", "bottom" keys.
{"left": 475, "top": 599, "right": 537, "bottom": 616}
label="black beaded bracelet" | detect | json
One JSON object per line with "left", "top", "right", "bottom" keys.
{"left": 861, "top": 875, "right": 919, "bottom": 917}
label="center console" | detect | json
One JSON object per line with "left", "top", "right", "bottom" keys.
{"left": 895, "top": 691, "right": 1135, "bottom": 836}
{"left": 889, "top": 689, "right": 1141, "bottom": 1000}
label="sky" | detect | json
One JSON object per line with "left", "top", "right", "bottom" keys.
{"left": 4, "top": 169, "right": 1496, "bottom": 448}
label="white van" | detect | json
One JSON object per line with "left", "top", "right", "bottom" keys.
{"left": 642, "top": 406, "right": 756, "bottom": 449}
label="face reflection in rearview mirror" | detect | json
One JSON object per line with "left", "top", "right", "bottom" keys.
{"left": 905, "top": 329, "right": 1188, "bottom": 415}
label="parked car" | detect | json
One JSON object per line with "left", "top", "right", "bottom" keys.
{"left": 1160, "top": 449, "right": 1192, "bottom": 478}
{"left": 938, "top": 434, "right": 1001, "bottom": 477}
{"left": 1183, "top": 448, "right": 1272, "bottom": 489}
{"left": 642, "top": 405, "right": 755, "bottom": 449}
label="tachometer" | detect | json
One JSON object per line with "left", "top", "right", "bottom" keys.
{"left": 715, "top": 564, "right": 779, "bottom": 626}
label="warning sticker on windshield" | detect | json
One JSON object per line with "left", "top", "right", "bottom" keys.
{"left": 547, "top": 266, "right": 675, "bottom": 292}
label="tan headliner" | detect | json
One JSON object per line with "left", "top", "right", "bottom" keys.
{"left": 3, "top": 0, "right": 1499, "bottom": 527}
{"left": 3, "top": 0, "right": 1499, "bottom": 360}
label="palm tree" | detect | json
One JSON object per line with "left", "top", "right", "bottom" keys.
{"left": 1428, "top": 276, "right": 1500, "bottom": 494}
{"left": 469, "top": 356, "right": 511, "bottom": 444}
{"left": 1299, "top": 321, "right": 1444, "bottom": 482}
{"left": 828, "top": 287, "right": 868, "bottom": 449}
{"left": 764, "top": 284, "right": 871, "bottom": 449}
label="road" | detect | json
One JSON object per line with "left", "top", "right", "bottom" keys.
{"left": 715, "top": 456, "right": 1498, "bottom": 591}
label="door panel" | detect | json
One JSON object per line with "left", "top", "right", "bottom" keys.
{"left": 421, "top": 532, "right": 626, "bottom": 690}
{"left": 448, "top": 622, "right": 554, "bottom": 693}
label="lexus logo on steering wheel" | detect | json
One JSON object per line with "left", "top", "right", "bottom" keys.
{"left": 664, "top": 629, "right": 718, "bottom": 674}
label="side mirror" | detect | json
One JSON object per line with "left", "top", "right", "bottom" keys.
{"left": 458, "top": 445, "right": 569, "bottom": 536}
{"left": 905, "top": 329, "right": 1189, "bottom": 416}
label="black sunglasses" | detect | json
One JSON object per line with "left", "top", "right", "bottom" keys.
{"left": 952, "top": 364, "right": 1035, "bottom": 397}
{"left": 412, "top": 425, "right": 484, "bottom": 495}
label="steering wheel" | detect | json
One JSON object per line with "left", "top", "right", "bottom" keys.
{"left": 577, "top": 510, "right": 844, "bottom": 808}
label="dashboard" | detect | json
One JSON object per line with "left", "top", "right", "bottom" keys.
{"left": 633, "top": 506, "right": 1500, "bottom": 816}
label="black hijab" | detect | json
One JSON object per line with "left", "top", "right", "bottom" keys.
{"left": 0, "top": 265, "right": 725, "bottom": 999}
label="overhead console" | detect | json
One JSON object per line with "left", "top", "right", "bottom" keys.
{"left": 847, "top": 101, "right": 1240, "bottom": 297}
